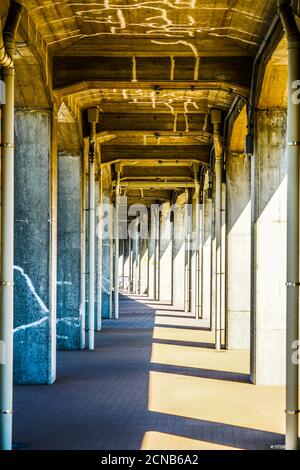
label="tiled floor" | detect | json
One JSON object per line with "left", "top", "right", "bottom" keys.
{"left": 13, "top": 294, "right": 288, "bottom": 450}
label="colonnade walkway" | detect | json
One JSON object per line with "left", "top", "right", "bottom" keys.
{"left": 13, "top": 295, "right": 286, "bottom": 450}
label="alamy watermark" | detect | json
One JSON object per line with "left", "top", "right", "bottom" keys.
{"left": 292, "top": 80, "right": 300, "bottom": 104}
{"left": 291, "top": 340, "right": 300, "bottom": 366}
{"left": 97, "top": 198, "right": 199, "bottom": 248}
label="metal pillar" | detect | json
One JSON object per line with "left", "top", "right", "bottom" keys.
{"left": 194, "top": 164, "right": 201, "bottom": 319}
{"left": 278, "top": 0, "right": 300, "bottom": 451}
{"left": 96, "top": 175, "right": 102, "bottom": 332}
{"left": 211, "top": 109, "right": 223, "bottom": 350}
{"left": 209, "top": 173, "right": 215, "bottom": 331}
{"left": 129, "top": 235, "right": 133, "bottom": 293}
{"left": 184, "top": 190, "right": 191, "bottom": 313}
{"left": 170, "top": 208, "right": 174, "bottom": 306}
{"left": 135, "top": 222, "right": 141, "bottom": 295}
{"left": 199, "top": 180, "right": 205, "bottom": 319}
{"left": 119, "top": 240, "right": 125, "bottom": 291}
{"left": 155, "top": 208, "right": 160, "bottom": 301}
{"left": 137, "top": 237, "right": 141, "bottom": 294}
{"left": 87, "top": 108, "right": 99, "bottom": 350}
{"left": 0, "top": 3, "right": 23, "bottom": 450}
{"left": 81, "top": 156, "right": 87, "bottom": 348}
{"left": 114, "top": 164, "right": 121, "bottom": 319}
{"left": 109, "top": 199, "right": 114, "bottom": 319}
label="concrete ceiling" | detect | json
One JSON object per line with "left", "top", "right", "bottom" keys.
{"left": 23, "top": 0, "right": 276, "bottom": 57}
{"left": 15, "top": 1, "right": 282, "bottom": 200}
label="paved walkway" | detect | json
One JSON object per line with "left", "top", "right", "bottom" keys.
{"left": 14, "top": 294, "right": 286, "bottom": 450}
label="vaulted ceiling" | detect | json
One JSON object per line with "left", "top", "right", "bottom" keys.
{"left": 10, "top": 1, "right": 287, "bottom": 200}
{"left": 24, "top": 0, "right": 276, "bottom": 56}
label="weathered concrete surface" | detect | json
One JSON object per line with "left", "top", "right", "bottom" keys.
{"left": 130, "top": 219, "right": 139, "bottom": 294}
{"left": 226, "top": 152, "right": 251, "bottom": 350}
{"left": 57, "top": 154, "right": 82, "bottom": 350}
{"left": 173, "top": 196, "right": 185, "bottom": 310}
{"left": 140, "top": 239, "right": 149, "bottom": 295}
{"left": 119, "top": 239, "right": 125, "bottom": 291}
{"left": 94, "top": 178, "right": 100, "bottom": 329}
{"left": 148, "top": 208, "right": 157, "bottom": 301}
{"left": 134, "top": 229, "right": 140, "bottom": 295}
{"left": 80, "top": 142, "right": 88, "bottom": 348}
{"left": 251, "top": 109, "right": 287, "bottom": 385}
{"left": 202, "top": 190, "right": 212, "bottom": 323}
{"left": 221, "top": 183, "right": 226, "bottom": 336}
{"left": 14, "top": 110, "right": 56, "bottom": 384}
{"left": 123, "top": 238, "right": 130, "bottom": 292}
{"left": 211, "top": 189, "right": 216, "bottom": 332}
{"left": 100, "top": 166, "right": 113, "bottom": 319}
{"left": 190, "top": 197, "right": 197, "bottom": 316}
{"left": 159, "top": 202, "right": 172, "bottom": 303}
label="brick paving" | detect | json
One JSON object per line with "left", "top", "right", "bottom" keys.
{"left": 13, "top": 294, "right": 284, "bottom": 450}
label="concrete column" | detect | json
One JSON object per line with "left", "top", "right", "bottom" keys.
{"left": 95, "top": 175, "right": 102, "bottom": 331}
{"left": 100, "top": 166, "right": 113, "bottom": 319}
{"left": 221, "top": 182, "right": 226, "bottom": 338}
{"left": 159, "top": 202, "right": 172, "bottom": 303}
{"left": 135, "top": 230, "right": 141, "bottom": 294}
{"left": 173, "top": 195, "right": 185, "bottom": 310}
{"left": 131, "top": 219, "right": 139, "bottom": 294}
{"left": 114, "top": 165, "right": 121, "bottom": 319}
{"left": 108, "top": 200, "right": 114, "bottom": 319}
{"left": 226, "top": 152, "right": 251, "bottom": 349}
{"left": 148, "top": 205, "right": 161, "bottom": 301}
{"left": 193, "top": 167, "right": 201, "bottom": 319}
{"left": 199, "top": 196, "right": 205, "bottom": 319}
{"left": 80, "top": 143, "right": 88, "bottom": 348}
{"left": 190, "top": 195, "right": 197, "bottom": 317}
{"left": 128, "top": 236, "right": 133, "bottom": 293}
{"left": 123, "top": 238, "right": 130, "bottom": 292}
{"left": 184, "top": 191, "right": 192, "bottom": 313}
{"left": 155, "top": 208, "right": 160, "bottom": 301}
{"left": 148, "top": 208, "right": 157, "bottom": 300}
{"left": 212, "top": 109, "right": 223, "bottom": 350}
{"left": 119, "top": 239, "right": 125, "bottom": 291}
{"left": 57, "top": 152, "right": 82, "bottom": 350}
{"left": 211, "top": 189, "right": 216, "bottom": 332}
{"left": 14, "top": 109, "right": 57, "bottom": 384}
{"left": 202, "top": 188, "right": 212, "bottom": 323}
{"left": 251, "top": 109, "right": 287, "bottom": 385}
{"left": 140, "top": 238, "right": 149, "bottom": 295}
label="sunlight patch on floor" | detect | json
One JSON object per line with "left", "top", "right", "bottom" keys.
{"left": 151, "top": 342, "right": 250, "bottom": 374}
{"left": 141, "top": 431, "right": 240, "bottom": 450}
{"left": 154, "top": 310, "right": 196, "bottom": 318}
{"left": 148, "top": 371, "right": 287, "bottom": 435}
{"left": 153, "top": 327, "right": 215, "bottom": 345}
{"left": 154, "top": 316, "right": 210, "bottom": 328}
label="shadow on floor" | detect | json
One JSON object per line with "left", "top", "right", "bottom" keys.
{"left": 13, "top": 294, "right": 284, "bottom": 450}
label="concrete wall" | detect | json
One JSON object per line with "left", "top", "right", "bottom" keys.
{"left": 251, "top": 109, "right": 287, "bottom": 385}
{"left": 14, "top": 110, "right": 57, "bottom": 384}
{"left": 57, "top": 153, "right": 82, "bottom": 350}
{"left": 226, "top": 152, "right": 251, "bottom": 349}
